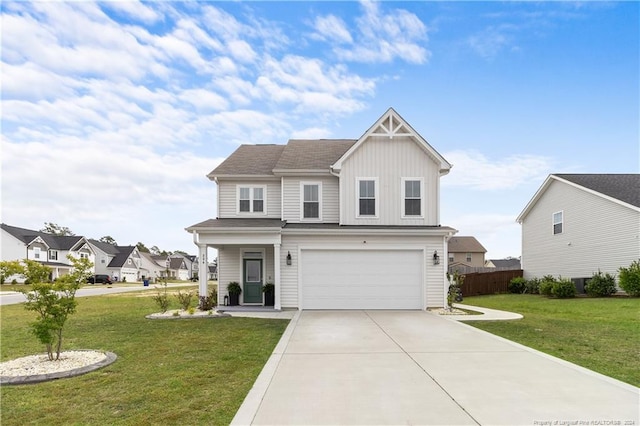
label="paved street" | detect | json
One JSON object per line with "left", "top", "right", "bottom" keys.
{"left": 0, "top": 283, "right": 195, "bottom": 306}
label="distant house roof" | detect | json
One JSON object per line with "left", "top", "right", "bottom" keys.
{"left": 107, "top": 246, "right": 137, "bottom": 268}
{"left": 169, "top": 258, "right": 186, "bottom": 270}
{"left": 488, "top": 258, "right": 522, "bottom": 269}
{"left": 517, "top": 174, "right": 640, "bottom": 222}
{"left": 448, "top": 236, "right": 487, "bottom": 253}
{"left": 1, "top": 223, "right": 86, "bottom": 251}
{"left": 88, "top": 239, "right": 120, "bottom": 255}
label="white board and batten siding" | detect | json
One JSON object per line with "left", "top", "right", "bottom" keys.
{"left": 216, "top": 180, "right": 282, "bottom": 219}
{"left": 340, "top": 136, "right": 441, "bottom": 226}
{"left": 281, "top": 176, "right": 339, "bottom": 223}
{"left": 521, "top": 179, "right": 640, "bottom": 280}
{"left": 279, "top": 233, "right": 447, "bottom": 309}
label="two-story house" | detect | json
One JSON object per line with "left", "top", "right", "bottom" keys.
{"left": 517, "top": 174, "right": 640, "bottom": 284}
{"left": 446, "top": 236, "right": 487, "bottom": 273}
{"left": 1, "top": 223, "right": 96, "bottom": 281}
{"left": 186, "top": 108, "right": 457, "bottom": 310}
{"left": 87, "top": 240, "right": 143, "bottom": 282}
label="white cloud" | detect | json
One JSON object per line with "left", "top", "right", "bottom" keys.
{"left": 445, "top": 213, "right": 522, "bottom": 259}
{"left": 443, "top": 150, "right": 553, "bottom": 190}
{"left": 102, "top": 0, "right": 161, "bottom": 24}
{"left": 312, "top": 15, "right": 353, "bottom": 44}
{"left": 325, "top": 1, "right": 430, "bottom": 64}
{"left": 467, "top": 24, "right": 518, "bottom": 59}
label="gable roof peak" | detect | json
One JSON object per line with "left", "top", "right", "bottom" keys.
{"left": 331, "top": 107, "right": 452, "bottom": 174}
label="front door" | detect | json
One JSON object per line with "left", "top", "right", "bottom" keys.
{"left": 243, "top": 259, "right": 263, "bottom": 303}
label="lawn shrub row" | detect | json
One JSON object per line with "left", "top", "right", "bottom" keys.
{"left": 508, "top": 259, "right": 640, "bottom": 299}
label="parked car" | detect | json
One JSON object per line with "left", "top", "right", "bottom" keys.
{"left": 87, "top": 274, "right": 112, "bottom": 284}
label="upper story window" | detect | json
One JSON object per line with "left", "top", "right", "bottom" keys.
{"left": 466, "top": 253, "right": 472, "bottom": 262}
{"left": 357, "top": 178, "right": 377, "bottom": 217}
{"left": 553, "top": 211, "right": 563, "bottom": 235}
{"left": 79, "top": 253, "right": 88, "bottom": 259}
{"left": 49, "top": 250, "right": 58, "bottom": 261}
{"left": 301, "top": 182, "right": 321, "bottom": 220}
{"left": 402, "top": 178, "right": 423, "bottom": 217}
{"left": 448, "top": 255, "right": 454, "bottom": 263}
{"left": 238, "top": 186, "right": 265, "bottom": 214}
{"left": 34, "top": 247, "right": 41, "bottom": 259}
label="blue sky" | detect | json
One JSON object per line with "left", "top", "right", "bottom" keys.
{"left": 2, "top": 1, "right": 638, "bottom": 259}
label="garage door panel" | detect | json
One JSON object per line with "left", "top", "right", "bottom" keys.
{"left": 301, "top": 250, "right": 423, "bottom": 310}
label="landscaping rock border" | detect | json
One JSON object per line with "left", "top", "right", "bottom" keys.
{"left": 0, "top": 350, "right": 117, "bottom": 385}
{"left": 145, "top": 309, "right": 230, "bottom": 319}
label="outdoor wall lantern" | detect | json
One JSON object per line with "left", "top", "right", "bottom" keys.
{"left": 433, "top": 251, "right": 440, "bottom": 265}
{"left": 286, "top": 251, "right": 292, "bottom": 266}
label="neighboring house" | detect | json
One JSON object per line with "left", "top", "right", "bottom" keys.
{"left": 169, "top": 253, "right": 198, "bottom": 279}
{"left": 186, "top": 108, "right": 457, "bottom": 310}
{"left": 485, "top": 258, "right": 522, "bottom": 270}
{"left": 447, "top": 236, "right": 487, "bottom": 273}
{"left": 517, "top": 174, "right": 640, "bottom": 284}
{"left": 139, "top": 252, "right": 166, "bottom": 282}
{"left": 1, "top": 223, "right": 96, "bottom": 281}
{"left": 87, "top": 240, "right": 142, "bottom": 282}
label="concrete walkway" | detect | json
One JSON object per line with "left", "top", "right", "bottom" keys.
{"left": 232, "top": 310, "right": 639, "bottom": 426}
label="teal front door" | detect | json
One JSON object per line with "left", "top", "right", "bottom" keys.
{"left": 243, "top": 259, "right": 263, "bottom": 303}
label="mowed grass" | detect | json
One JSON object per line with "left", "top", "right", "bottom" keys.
{"left": 462, "top": 295, "right": 640, "bottom": 387}
{"left": 1, "top": 293, "right": 289, "bottom": 425}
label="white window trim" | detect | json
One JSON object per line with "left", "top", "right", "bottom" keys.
{"left": 33, "top": 247, "right": 41, "bottom": 259}
{"left": 300, "top": 181, "right": 323, "bottom": 221}
{"left": 401, "top": 177, "right": 424, "bottom": 219}
{"left": 552, "top": 211, "right": 564, "bottom": 235}
{"left": 356, "top": 177, "right": 379, "bottom": 219}
{"left": 48, "top": 249, "right": 58, "bottom": 261}
{"left": 236, "top": 185, "right": 268, "bottom": 215}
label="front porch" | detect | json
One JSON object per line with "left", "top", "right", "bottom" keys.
{"left": 187, "top": 219, "right": 285, "bottom": 310}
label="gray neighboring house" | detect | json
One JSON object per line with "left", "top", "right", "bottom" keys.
{"left": 517, "top": 174, "right": 640, "bottom": 284}
{"left": 169, "top": 253, "right": 198, "bottom": 279}
{"left": 87, "top": 240, "right": 142, "bottom": 282}
{"left": 186, "top": 108, "right": 457, "bottom": 310}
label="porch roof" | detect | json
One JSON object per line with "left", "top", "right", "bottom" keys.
{"left": 186, "top": 218, "right": 286, "bottom": 231}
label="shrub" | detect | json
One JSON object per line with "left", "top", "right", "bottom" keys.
{"left": 175, "top": 290, "right": 194, "bottom": 310}
{"left": 199, "top": 288, "right": 218, "bottom": 311}
{"left": 618, "top": 260, "right": 640, "bottom": 297}
{"left": 508, "top": 277, "right": 526, "bottom": 294}
{"left": 552, "top": 278, "right": 576, "bottom": 298}
{"left": 525, "top": 278, "right": 540, "bottom": 294}
{"left": 539, "top": 275, "right": 555, "bottom": 296}
{"left": 152, "top": 281, "right": 170, "bottom": 313}
{"left": 585, "top": 271, "right": 617, "bottom": 297}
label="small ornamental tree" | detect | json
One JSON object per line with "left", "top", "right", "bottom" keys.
{"left": 22, "top": 259, "right": 51, "bottom": 284}
{"left": 0, "top": 260, "right": 24, "bottom": 284}
{"left": 20, "top": 255, "right": 93, "bottom": 360}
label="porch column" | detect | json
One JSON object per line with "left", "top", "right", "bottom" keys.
{"left": 198, "top": 244, "right": 208, "bottom": 300}
{"left": 274, "top": 243, "right": 281, "bottom": 310}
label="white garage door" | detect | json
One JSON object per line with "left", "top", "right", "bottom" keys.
{"left": 301, "top": 249, "right": 423, "bottom": 310}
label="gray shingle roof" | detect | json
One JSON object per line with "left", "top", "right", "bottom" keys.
{"left": 1, "top": 223, "right": 85, "bottom": 250}
{"left": 555, "top": 174, "right": 640, "bottom": 208}
{"left": 274, "top": 139, "right": 356, "bottom": 170}
{"left": 187, "top": 218, "right": 286, "bottom": 229}
{"left": 207, "top": 139, "right": 357, "bottom": 178}
{"left": 107, "top": 246, "right": 136, "bottom": 268}
{"left": 208, "top": 145, "right": 286, "bottom": 176}
{"left": 448, "top": 236, "right": 487, "bottom": 253}
{"left": 88, "top": 239, "right": 120, "bottom": 255}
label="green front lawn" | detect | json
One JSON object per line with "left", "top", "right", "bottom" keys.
{"left": 1, "top": 294, "right": 288, "bottom": 425}
{"left": 463, "top": 295, "right": 640, "bottom": 387}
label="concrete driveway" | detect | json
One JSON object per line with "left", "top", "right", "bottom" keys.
{"left": 233, "top": 310, "right": 639, "bottom": 425}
